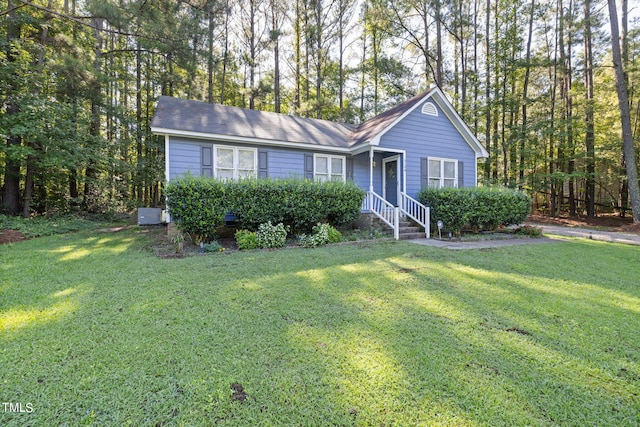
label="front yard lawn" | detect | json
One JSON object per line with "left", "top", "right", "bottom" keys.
{"left": 1, "top": 228, "right": 639, "bottom": 426}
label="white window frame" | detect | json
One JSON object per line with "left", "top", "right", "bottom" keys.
{"left": 213, "top": 145, "right": 257, "bottom": 180}
{"left": 428, "top": 157, "right": 458, "bottom": 188}
{"left": 313, "top": 154, "right": 346, "bottom": 182}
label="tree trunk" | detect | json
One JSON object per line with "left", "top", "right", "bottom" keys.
{"left": 584, "top": 0, "right": 596, "bottom": 218}
{"left": 2, "top": 0, "right": 22, "bottom": 215}
{"left": 608, "top": 0, "right": 640, "bottom": 222}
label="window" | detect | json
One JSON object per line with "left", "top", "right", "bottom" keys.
{"left": 214, "top": 146, "right": 257, "bottom": 180}
{"left": 428, "top": 158, "right": 457, "bottom": 188}
{"left": 314, "top": 154, "right": 345, "bottom": 182}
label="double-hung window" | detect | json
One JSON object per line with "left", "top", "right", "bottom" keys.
{"left": 428, "top": 157, "right": 457, "bottom": 188}
{"left": 215, "top": 146, "right": 257, "bottom": 180}
{"left": 314, "top": 154, "right": 345, "bottom": 182}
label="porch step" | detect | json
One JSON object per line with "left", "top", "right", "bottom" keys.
{"left": 373, "top": 216, "right": 426, "bottom": 240}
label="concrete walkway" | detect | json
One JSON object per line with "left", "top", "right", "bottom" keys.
{"left": 408, "top": 224, "right": 640, "bottom": 250}
{"left": 531, "top": 224, "right": 640, "bottom": 246}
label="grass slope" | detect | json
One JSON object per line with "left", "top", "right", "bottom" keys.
{"left": 1, "top": 228, "right": 639, "bottom": 426}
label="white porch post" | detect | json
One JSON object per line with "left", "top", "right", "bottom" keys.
{"left": 402, "top": 151, "right": 407, "bottom": 194}
{"left": 369, "top": 147, "right": 374, "bottom": 208}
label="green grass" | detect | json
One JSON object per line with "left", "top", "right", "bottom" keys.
{"left": 1, "top": 229, "right": 639, "bottom": 426}
{"left": 0, "top": 213, "right": 129, "bottom": 238}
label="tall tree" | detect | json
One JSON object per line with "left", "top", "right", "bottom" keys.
{"left": 607, "top": 0, "right": 640, "bottom": 222}
{"left": 2, "top": 0, "right": 23, "bottom": 215}
{"left": 584, "top": 0, "right": 596, "bottom": 218}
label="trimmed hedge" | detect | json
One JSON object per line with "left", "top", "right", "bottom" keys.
{"left": 224, "top": 178, "right": 364, "bottom": 233}
{"left": 166, "top": 176, "right": 365, "bottom": 237}
{"left": 165, "top": 175, "right": 226, "bottom": 243}
{"left": 418, "top": 187, "right": 530, "bottom": 235}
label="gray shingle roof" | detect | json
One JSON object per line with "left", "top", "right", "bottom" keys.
{"left": 149, "top": 87, "right": 492, "bottom": 158}
{"left": 151, "top": 96, "right": 355, "bottom": 149}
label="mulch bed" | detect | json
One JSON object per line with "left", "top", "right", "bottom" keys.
{"left": 527, "top": 213, "right": 639, "bottom": 234}
{"left": 0, "top": 230, "right": 27, "bottom": 245}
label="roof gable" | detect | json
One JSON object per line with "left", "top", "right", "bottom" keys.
{"left": 351, "top": 87, "right": 488, "bottom": 158}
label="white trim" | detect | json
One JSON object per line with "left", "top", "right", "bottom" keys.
{"left": 164, "top": 134, "right": 171, "bottom": 223}
{"left": 313, "top": 153, "right": 346, "bottom": 182}
{"left": 214, "top": 144, "right": 258, "bottom": 180}
{"left": 428, "top": 157, "right": 458, "bottom": 188}
{"left": 164, "top": 134, "right": 171, "bottom": 182}
{"left": 382, "top": 155, "right": 401, "bottom": 205}
{"left": 151, "top": 127, "right": 352, "bottom": 154}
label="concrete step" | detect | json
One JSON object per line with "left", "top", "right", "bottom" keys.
{"left": 399, "top": 232, "right": 427, "bottom": 240}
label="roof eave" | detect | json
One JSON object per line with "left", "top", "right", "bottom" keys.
{"left": 150, "top": 127, "right": 353, "bottom": 153}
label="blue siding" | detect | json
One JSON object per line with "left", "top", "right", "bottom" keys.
{"left": 378, "top": 101, "right": 477, "bottom": 197}
{"left": 169, "top": 138, "right": 201, "bottom": 179}
{"left": 168, "top": 136, "right": 341, "bottom": 181}
{"left": 264, "top": 149, "right": 305, "bottom": 178}
{"left": 353, "top": 152, "right": 386, "bottom": 194}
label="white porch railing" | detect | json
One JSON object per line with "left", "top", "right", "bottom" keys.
{"left": 363, "top": 191, "right": 431, "bottom": 239}
{"left": 399, "top": 192, "right": 430, "bottom": 238}
{"left": 363, "top": 191, "right": 400, "bottom": 239}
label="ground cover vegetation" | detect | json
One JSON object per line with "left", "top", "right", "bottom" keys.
{"left": 1, "top": 227, "right": 638, "bottom": 426}
{"left": 1, "top": 0, "right": 639, "bottom": 222}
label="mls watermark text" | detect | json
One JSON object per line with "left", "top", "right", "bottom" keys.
{"left": 2, "top": 402, "right": 34, "bottom": 413}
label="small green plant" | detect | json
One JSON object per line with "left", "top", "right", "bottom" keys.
{"left": 256, "top": 221, "right": 288, "bottom": 249}
{"left": 170, "top": 233, "right": 185, "bottom": 253}
{"left": 203, "top": 241, "right": 224, "bottom": 252}
{"left": 300, "top": 223, "right": 342, "bottom": 247}
{"left": 235, "top": 229, "right": 258, "bottom": 250}
{"left": 513, "top": 225, "right": 543, "bottom": 237}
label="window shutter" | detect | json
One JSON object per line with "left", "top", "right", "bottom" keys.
{"left": 201, "top": 146, "right": 213, "bottom": 177}
{"left": 346, "top": 157, "right": 354, "bottom": 181}
{"left": 420, "top": 158, "right": 429, "bottom": 188}
{"left": 258, "top": 149, "right": 268, "bottom": 178}
{"left": 458, "top": 160, "right": 464, "bottom": 188}
{"left": 304, "top": 154, "right": 314, "bottom": 180}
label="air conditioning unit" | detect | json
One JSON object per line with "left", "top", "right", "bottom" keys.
{"left": 137, "top": 208, "right": 164, "bottom": 225}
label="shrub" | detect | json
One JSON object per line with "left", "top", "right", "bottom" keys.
{"left": 256, "top": 221, "right": 288, "bottom": 249}
{"left": 166, "top": 176, "right": 364, "bottom": 238}
{"left": 165, "top": 175, "right": 226, "bottom": 243}
{"left": 418, "top": 187, "right": 531, "bottom": 235}
{"left": 299, "top": 223, "right": 342, "bottom": 247}
{"left": 226, "top": 178, "right": 364, "bottom": 233}
{"left": 235, "top": 230, "right": 258, "bottom": 250}
{"left": 513, "top": 225, "right": 543, "bottom": 237}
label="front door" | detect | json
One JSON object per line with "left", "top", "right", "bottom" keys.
{"left": 384, "top": 158, "right": 399, "bottom": 206}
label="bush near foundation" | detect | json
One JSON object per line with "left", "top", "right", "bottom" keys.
{"left": 418, "top": 187, "right": 530, "bottom": 235}
{"left": 225, "top": 178, "right": 364, "bottom": 234}
{"left": 166, "top": 176, "right": 365, "bottom": 238}
{"left": 165, "top": 175, "right": 226, "bottom": 243}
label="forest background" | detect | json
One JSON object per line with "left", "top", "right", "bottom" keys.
{"left": 1, "top": 0, "right": 638, "bottom": 220}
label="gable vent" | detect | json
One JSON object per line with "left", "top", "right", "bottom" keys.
{"left": 421, "top": 102, "right": 438, "bottom": 116}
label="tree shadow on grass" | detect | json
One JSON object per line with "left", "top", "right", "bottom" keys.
{"left": 2, "top": 235, "right": 639, "bottom": 425}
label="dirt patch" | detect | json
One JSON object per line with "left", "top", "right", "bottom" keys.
{"left": 230, "top": 383, "right": 247, "bottom": 402}
{"left": 621, "top": 222, "right": 640, "bottom": 234}
{"left": 0, "top": 230, "right": 27, "bottom": 245}
{"left": 506, "top": 327, "right": 531, "bottom": 336}
{"left": 527, "top": 214, "right": 637, "bottom": 233}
